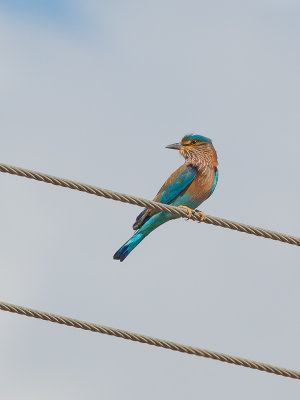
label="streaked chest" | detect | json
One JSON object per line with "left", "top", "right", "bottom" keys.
{"left": 187, "top": 166, "right": 217, "bottom": 201}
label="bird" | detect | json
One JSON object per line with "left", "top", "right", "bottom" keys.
{"left": 113, "top": 134, "right": 219, "bottom": 261}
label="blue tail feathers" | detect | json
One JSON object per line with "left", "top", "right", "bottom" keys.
{"left": 113, "top": 212, "right": 174, "bottom": 262}
{"left": 113, "top": 232, "right": 144, "bottom": 262}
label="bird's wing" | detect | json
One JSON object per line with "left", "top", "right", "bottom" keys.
{"left": 133, "top": 164, "right": 197, "bottom": 230}
{"left": 156, "top": 164, "right": 198, "bottom": 204}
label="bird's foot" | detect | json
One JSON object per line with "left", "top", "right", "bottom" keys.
{"left": 194, "top": 210, "right": 206, "bottom": 222}
{"left": 178, "top": 205, "right": 193, "bottom": 218}
{"left": 178, "top": 206, "right": 206, "bottom": 222}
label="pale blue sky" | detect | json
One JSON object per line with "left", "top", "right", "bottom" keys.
{"left": 0, "top": 1, "right": 299, "bottom": 399}
{"left": 0, "top": 0, "right": 81, "bottom": 24}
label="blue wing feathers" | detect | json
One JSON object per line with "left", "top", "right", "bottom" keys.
{"left": 135, "top": 208, "right": 147, "bottom": 223}
{"left": 161, "top": 165, "right": 197, "bottom": 204}
{"left": 134, "top": 164, "right": 197, "bottom": 230}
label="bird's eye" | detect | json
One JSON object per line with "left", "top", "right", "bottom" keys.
{"left": 191, "top": 140, "right": 198, "bottom": 145}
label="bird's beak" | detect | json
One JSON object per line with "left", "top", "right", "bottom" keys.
{"left": 165, "top": 142, "right": 181, "bottom": 150}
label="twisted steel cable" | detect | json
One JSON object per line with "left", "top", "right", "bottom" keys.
{"left": 0, "top": 163, "right": 299, "bottom": 246}
{"left": 1, "top": 301, "right": 299, "bottom": 380}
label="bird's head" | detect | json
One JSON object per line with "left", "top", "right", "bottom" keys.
{"left": 166, "top": 134, "right": 217, "bottom": 166}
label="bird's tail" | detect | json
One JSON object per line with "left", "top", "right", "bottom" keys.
{"left": 113, "top": 232, "right": 145, "bottom": 262}
{"left": 113, "top": 212, "right": 174, "bottom": 262}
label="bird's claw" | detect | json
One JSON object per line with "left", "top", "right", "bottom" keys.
{"left": 195, "top": 210, "right": 206, "bottom": 222}
{"left": 178, "top": 205, "right": 193, "bottom": 218}
{"left": 178, "top": 206, "right": 206, "bottom": 222}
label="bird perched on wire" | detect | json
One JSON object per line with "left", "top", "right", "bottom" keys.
{"left": 113, "top": 134, "right": 219, "bottom": 261}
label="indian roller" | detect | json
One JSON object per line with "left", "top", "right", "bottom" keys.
{"left": 113, "top": 134, "right": 219, "bottom": 261}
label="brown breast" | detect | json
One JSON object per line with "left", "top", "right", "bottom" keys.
{"left": 187, "top": 166, "right": 217, "bottom": 202}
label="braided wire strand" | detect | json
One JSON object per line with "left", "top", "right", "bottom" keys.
{"left": 0, "top": 163, "right": 299, "bottom": 246}
{"left": 0, "top": 301, "right": 299, "bottom": 380}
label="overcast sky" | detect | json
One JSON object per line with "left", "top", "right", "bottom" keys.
{"left": 0, "top": 1, "right": 299, "bottom": 398}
